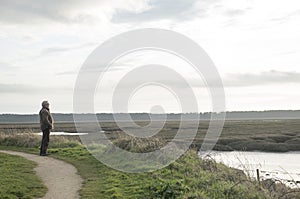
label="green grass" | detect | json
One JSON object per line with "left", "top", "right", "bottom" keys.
{"left": 23, "top": 145, "right": 270, "bottom": 199}
{"left": 0, "top": 153, "right": 47, "bottom": 199}
{"left": 1, "top": 121, "right": 300, "bottom": 198}
{"left": 1, "top": 140, "right": 299, "bottom": 198}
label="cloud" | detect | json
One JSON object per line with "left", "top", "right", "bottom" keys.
{"left": 0, "top": 83, "right": 72, "bottom": 94}
{"left": 0, "top": 61, "right": 12, "bottom": 69}
{"left": 0, "top": 0, "right": 116, "bottom": 25}
{"left": 223, "top": 70, "right": 300, "bottom": 87}
{"left": 189, "top": 70, "right": 300, "bottom": 88}
{"left": 146, "top": 70, "right": 300, "bottom": 88}
{"left": 41, "top": 42, "right": 96, "bottom": 55}
{"left": 55, "top": 64, "right": 130, "bottom": 76}
{"left": 223, "top": 9, "right": 246, "bottom": 17}
{"left": 113, "top": 70, "right": 300, "bottom": 88}
{"left": 270, "top": 9, "right": 300, "bottom": 23}
{"left": 0, "top": 83, "right": 39, "bottom": 93}
{"left": 273, "top": 50, "right": 299, "bottom": 56}
{"left": 55, "top": 70, "right": 79, "bottom": 76}
{"left": 112, "top": 0, "right": 199, "bottom": 23}
{"left": 0, "top": 61, "right": 21, "bottom": 75}
{"left": 61, "top": 67, "right": 300, "bottom": 88}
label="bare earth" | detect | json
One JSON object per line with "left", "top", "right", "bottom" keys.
{"left": 0, "top": 150, "right": 83, "bottom": 199}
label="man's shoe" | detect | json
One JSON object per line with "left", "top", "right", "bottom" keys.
{"left": 40, "top": 153, "right": 48, "bottom": 156}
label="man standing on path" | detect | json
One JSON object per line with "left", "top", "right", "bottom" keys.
{"left": 39, "top": 100, "right": 54, "bottom": 156}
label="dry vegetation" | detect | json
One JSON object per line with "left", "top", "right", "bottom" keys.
{"left": 0, "top": 130, "right": 81, "bottom": 148}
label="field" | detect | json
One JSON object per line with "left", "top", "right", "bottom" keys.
{"left": 0, "top": 120, "right": 300, "bottom": 198}
{"left": 1, "top": 119, "right": 300, "bottom": 152}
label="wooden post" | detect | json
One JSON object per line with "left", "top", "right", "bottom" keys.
{"left": 256, "top": 169, "right": 260, "bottom": 184}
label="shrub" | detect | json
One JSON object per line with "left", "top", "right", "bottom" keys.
{"left": 112, "top": 132, "right": 166, "bottom": 153}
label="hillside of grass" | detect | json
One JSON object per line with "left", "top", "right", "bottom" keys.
{"left": 0, "top": 152, "right": 47, "bottom": 199}
{"left": 1, "top": 131, "right": 300, "bottom": 198}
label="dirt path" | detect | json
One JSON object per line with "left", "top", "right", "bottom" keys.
{"left": 0, "top": 150, "right": 83, "bottom": 199}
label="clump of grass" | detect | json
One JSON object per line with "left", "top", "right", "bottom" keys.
{"left": 111, "top": 132, "right": 167, "bottom": 153}
{"left": 0, "top": 132, "right": 40, "bottom": 148}
{"left": 147, "top": 150, "right": 270, "bottom": 198}
{"left": 261, "top": 179, "right": 300, "bottom": 199}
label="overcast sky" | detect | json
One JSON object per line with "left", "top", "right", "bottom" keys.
{"left": 1, "top": 0, "right": 300, "bottom": 113}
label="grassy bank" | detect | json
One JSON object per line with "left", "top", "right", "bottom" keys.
{"left": 1, "top": 131, "right": 300, "bottom": 198}
{"left": 0, "top": 152, "right": 47, "bottom": 199}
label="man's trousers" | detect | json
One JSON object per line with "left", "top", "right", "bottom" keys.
{"left": 40, "top": 129, "right": 50, "bottom": 155}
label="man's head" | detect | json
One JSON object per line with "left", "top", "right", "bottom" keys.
{"left": 42, "top": 100, "right": 50, "bottom": 109}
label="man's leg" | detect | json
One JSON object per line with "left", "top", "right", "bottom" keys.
{"left": 40, "top": 129, "right": 49, "bottom": 155}
{"left": 40, "top": 130, "right": 46, "bottom": 155}
{"left": 44, "top": 129, "right": 50, "bottom": 154}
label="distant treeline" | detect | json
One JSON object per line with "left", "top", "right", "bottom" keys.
{"left": 1, "top": 110, "right": 300, "bottom": 123}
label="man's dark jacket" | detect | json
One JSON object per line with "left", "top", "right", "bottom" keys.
{"left": 39, "top": 108, "right": 53, "bottom": 130}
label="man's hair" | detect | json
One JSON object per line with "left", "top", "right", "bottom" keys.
{"left": 42, "top": 100, "right": 49, "bottom": 108}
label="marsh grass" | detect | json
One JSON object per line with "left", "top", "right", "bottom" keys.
{"left": 1, "top": 120, "right": 300, "bottom": 152}
{"left": 111, "top": 132, "right": 167, "bottom": 153}
{"left": 0, "top": 131, "right": 81, "bottom": 148}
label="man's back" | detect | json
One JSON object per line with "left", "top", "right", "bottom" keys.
{"left": 39, "top": 107, "right": 53, "bottom": 131}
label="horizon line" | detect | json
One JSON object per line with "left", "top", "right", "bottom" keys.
{"left": 1, "top": 109, "right": 300, "bottom": 115}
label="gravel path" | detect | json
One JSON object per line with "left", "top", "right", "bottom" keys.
{"left": 0, "top": 150, "right": 83, "bottom": 199}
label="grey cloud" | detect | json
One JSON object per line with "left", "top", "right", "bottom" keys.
{"left": 112, "top": 0, "right": 199, "bottom": 23}
{"left": 223, "top": 70, "right": 300, "bottom": 87}
{"left": 55, "top": 70, "right": 79, "bottom": 76}
{"left": 0, "top": 61, "right": 21, "bottom": 75}
{"left": 117, "top": 70, "right": 300, "bottom": 88}
{"left": 188, "top": 70, "right": 300, "bottom": 88}
{"left": 41, "top": 42, "right": 96, "bottom": 55}
{"left": 0, "top": 61, "right": 18, "bottom": 69}
{"left": 0, "top": 83, "right": 72, "bottom": 94}
{"left": 68, "top": 68, "right": 300, "bottom": 88}
{"left": 273, "top": 50, "right": 299, "bottom": 56}
{"left": 270, "top": 9, "right": 300, "bottom": 23}
{"left": 0, "top": 0, "right": 223, "bottom": 25}
{"left": 224, "top": 9, "right": 246, "bottom": 17}
{"left": 0, "top": 83, "right": 40, "bottom": 93}
{"left": 0, "top": 0, "right": 105, "bottom": 24}
{"left": 56, "top": 66, "right": 300, "bottom": 88}
{"left": 55, "top": 64, "right": 130, "bottom": 76}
